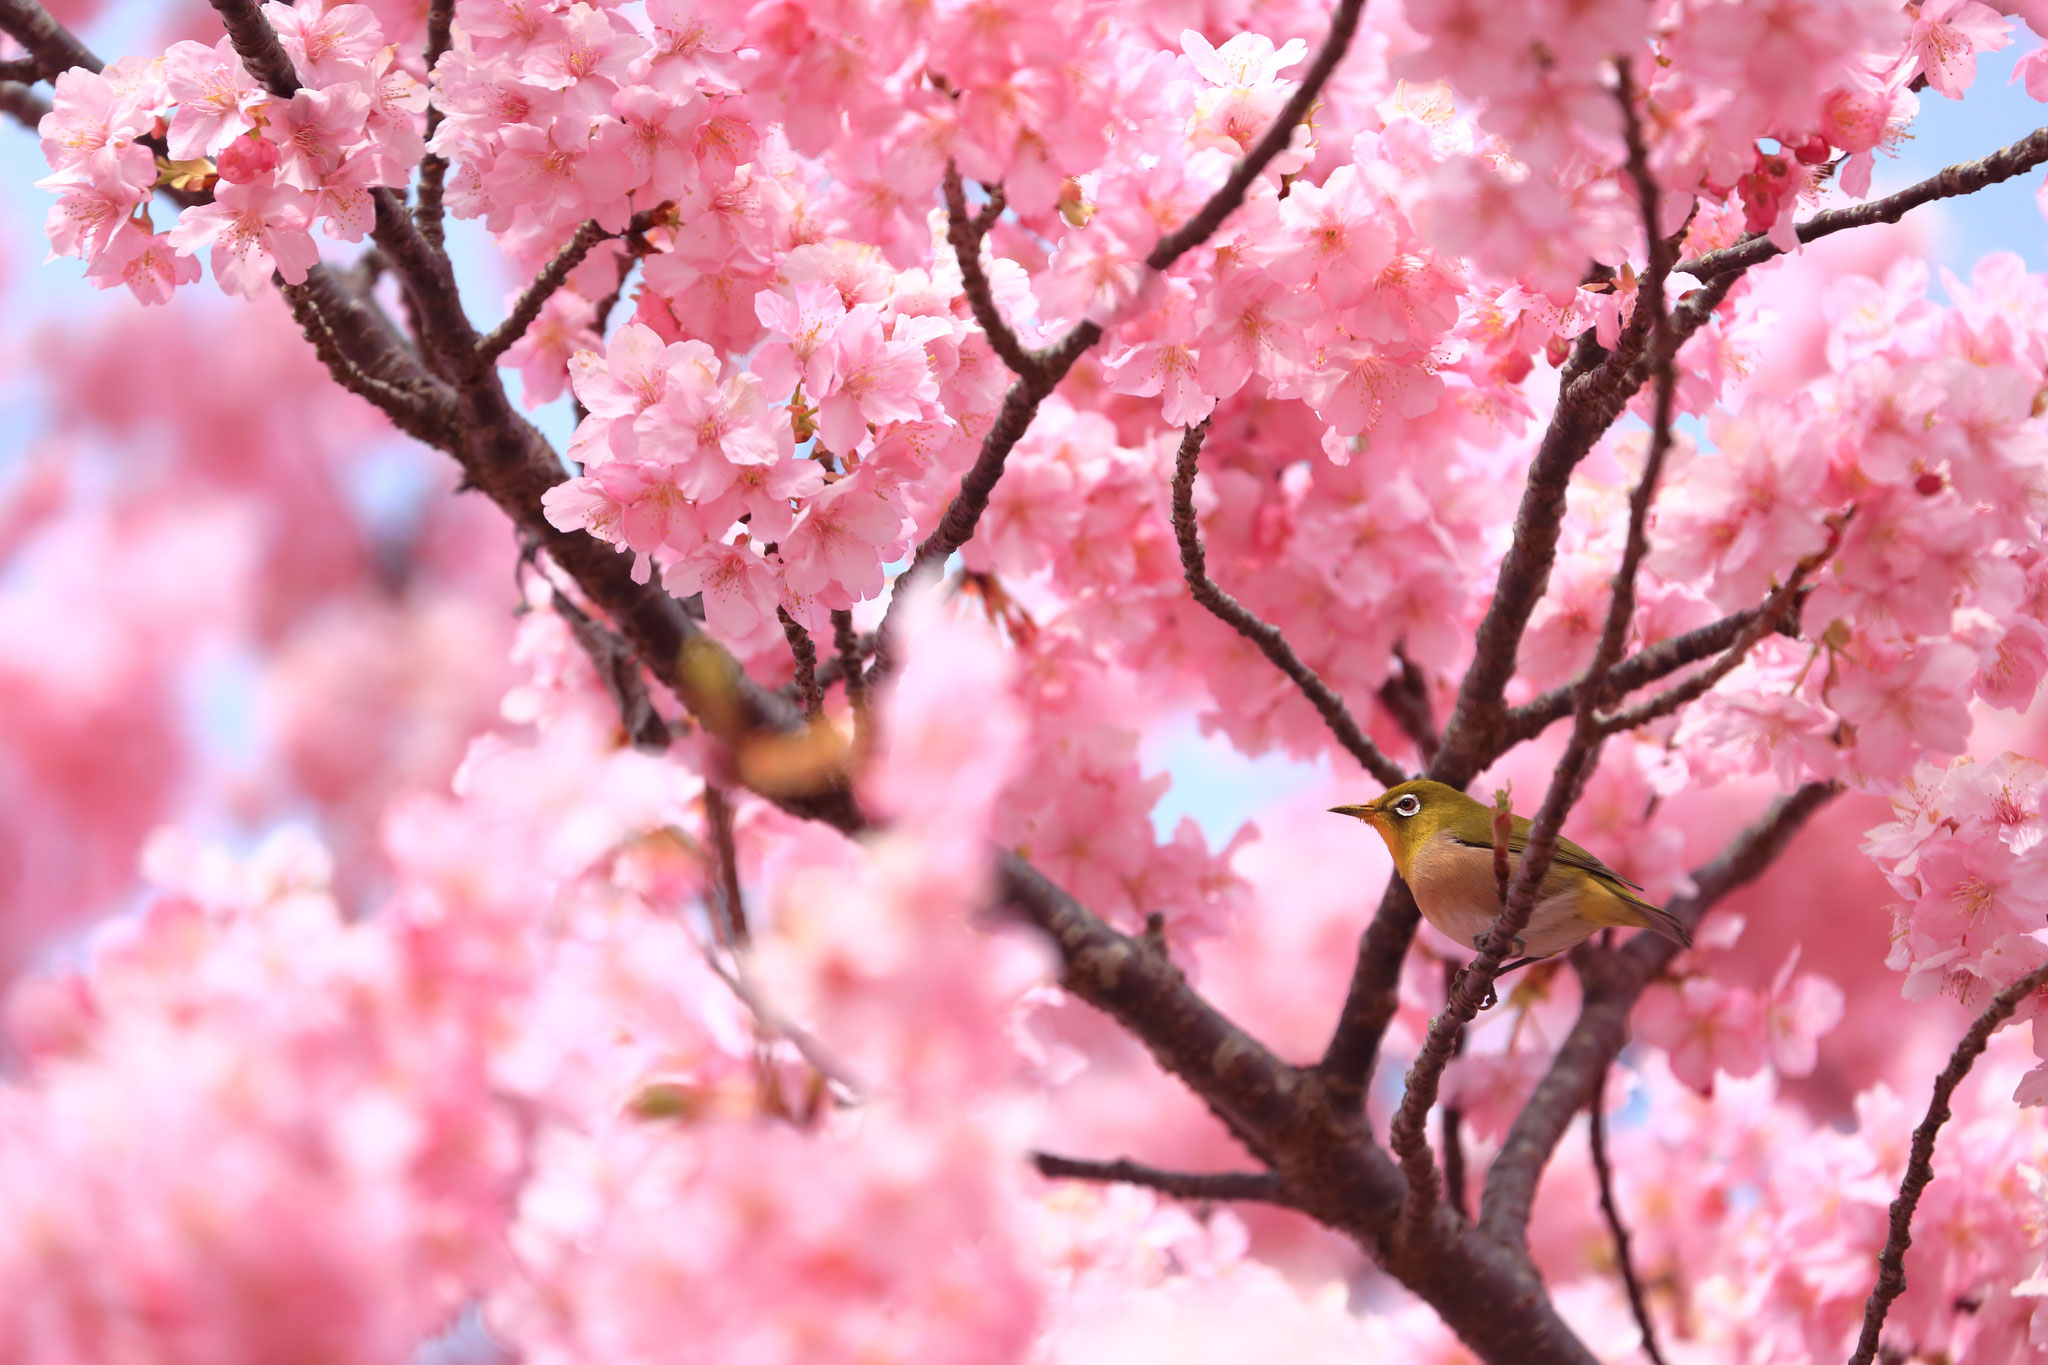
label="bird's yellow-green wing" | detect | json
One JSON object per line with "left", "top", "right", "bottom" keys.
{"left": 1447, "top": 819, "right": 1692, "bottom": 947}
{"left": 1447, "top": 817, "right": 1646, "bottom": 889}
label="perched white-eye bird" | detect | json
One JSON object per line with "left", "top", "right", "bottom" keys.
{"left": 1331, "top": 779, "right": 1693, "bottom": 961}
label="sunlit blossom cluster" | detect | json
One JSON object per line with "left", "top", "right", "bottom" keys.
{"left": 8, "top": 0, "right": 2048, "bottom": 1361}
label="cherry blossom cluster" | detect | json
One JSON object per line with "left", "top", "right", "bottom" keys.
{"left": 1661, "top": 253, "right": 2048, "bottom": 790}
{"left": 1866, "top": 752, "right": 2048, "bottom": 1098}
{"left": 15, "top": 0, "right": 2048, "bottom": 1360}
{"left": 36, "top": 2, "right": 424, "bottom": 300}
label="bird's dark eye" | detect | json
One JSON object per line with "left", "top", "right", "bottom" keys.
{"left": 1393, "top": 794, "right": 1421, "bottom": 817}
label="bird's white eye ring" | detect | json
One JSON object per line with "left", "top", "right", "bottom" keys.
{"left": 1392, "top": 794, "right": 1421, "bottom": 817}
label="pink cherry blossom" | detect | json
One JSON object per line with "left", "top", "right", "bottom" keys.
{"left": 1636, "top": 977, "right": 1770, "bottom": 1094}
{"left": 83, "top": 223, "right": 202, "bottom": 305}
{"left": 164, "top": 180, "right": 320, "bottom": 298}
{"left": 812, "top": 305, "right": 939, "bottom": 454}
{"left": 265, "top": 84, "right": 373, "bottom": 192}
{"left": 262, "top": 1, "right": 384, "bottom": 86}
{"left": 14, "top": 7, "right": 2048, "bottom": 1363}
{"left": 1903, "top": 0, "right": 2012, "bottom": 99}
{"left": 161, "top": 37, "right": 264, "bottom": 160}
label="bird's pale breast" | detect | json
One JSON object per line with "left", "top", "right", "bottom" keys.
{"left": 1403, "top": 829, "right": 1612, "bottom": 958}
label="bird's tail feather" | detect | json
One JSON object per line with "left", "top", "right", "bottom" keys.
{"left": 1637, "top": 902, "right": 1693, "bottom": 949}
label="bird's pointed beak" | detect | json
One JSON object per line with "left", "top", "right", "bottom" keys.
{"left": 1329, "top": 803, "right": 1378, "bottom": 821}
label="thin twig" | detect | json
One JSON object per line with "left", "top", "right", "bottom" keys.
{"left": 475, "top": 219, "right": 607, "bottom": 368}
{"left": 1441, "top": 959, "right": 1470, "bottom": 1221}
{"left": 942, "top": 163, "right": 1035, "bottom": 378}
{"left": 1848, "top": 961, "right": 2048, "bottom": 1365}
{"left": 1597, "top": 527, "right": 1842, "bottom": 737}
{"left": 1680, "top": 126, "right": 2048, "bottom": 281}
{"left": 1032, "top": 1152, "right": 1286, "bottom": 1204}
{"left": 1590, "top": 1064, "right": 1670, "bottom": 1365}
{"left": 1427, "top": 266, "right": 1738, "bottom": 792}
{"left": 778, "top": 607, "right": 822, "bottom": 717}
{"left": 550, "top": 585, "right": 670, "bottom": 753}
{"left": 1378, "top": 647, "right": 1439, "bottom": 759}
{"left": 1169, "top": 421, "right": 1407, "bottom": 787}
{"left": 697, "top": 942, "right": 865, "bottom": 1099}
{"left": 703, "top": 784, "right": 750, "bottom": 947}
{"left": 1144, "top": 0, "right": 1365, "bottom": 271}
{"left": 1501, "top": 589, "right": 1811, "bottom": 747}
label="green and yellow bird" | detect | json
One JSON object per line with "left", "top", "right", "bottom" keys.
{"left": 1331, "top": 779, "right": 1692, "bottom": 962}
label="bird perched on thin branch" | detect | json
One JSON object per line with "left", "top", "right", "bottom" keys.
{"left": 1332, "top": 779, "right": 1692, "bottom": 968}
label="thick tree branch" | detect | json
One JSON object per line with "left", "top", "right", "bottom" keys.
{"left": 1170, "top": 421, "right": 1408, "bottom": 787}
{"left": 206, "top": 0, "right": 297, "bottom": 96}
{"left": 1478, "top": 782, "right": 1838, "bottom": 1240}
{"left": 279, "top": 266, "right": 459, "bottom": 445}
{"left": 1318, "top": 877, "right": 1421, "bottom": 1112}
{"left": 999, "top": 850, "right": 1601, "bottom": 1364}
{"left": 0, "top": 77, "right": 44, "bottom": 127}
{"left": 1033, "top": 1153, "right": 1286, "bottom": 1204}
{"left": 414, "top": 0, "right": 454, "bottom": 252}
{"left": 1848, "top": 960, "right": 2048, "bottom": 1365}
{"left": 0, "top": 0, "right": 101, "bottom": 75}
{"left": 1389, "top": 95, "right": 1683, "bottom": 1229}
{"left": 778, "top": 607, "right": 822, "bottom": 717}
{"left": 1679, "top": 126, "right": 2048, "bottom": 281}
{"left": 1589, "top": 1063, "right": 1669, "bottom": 1365}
